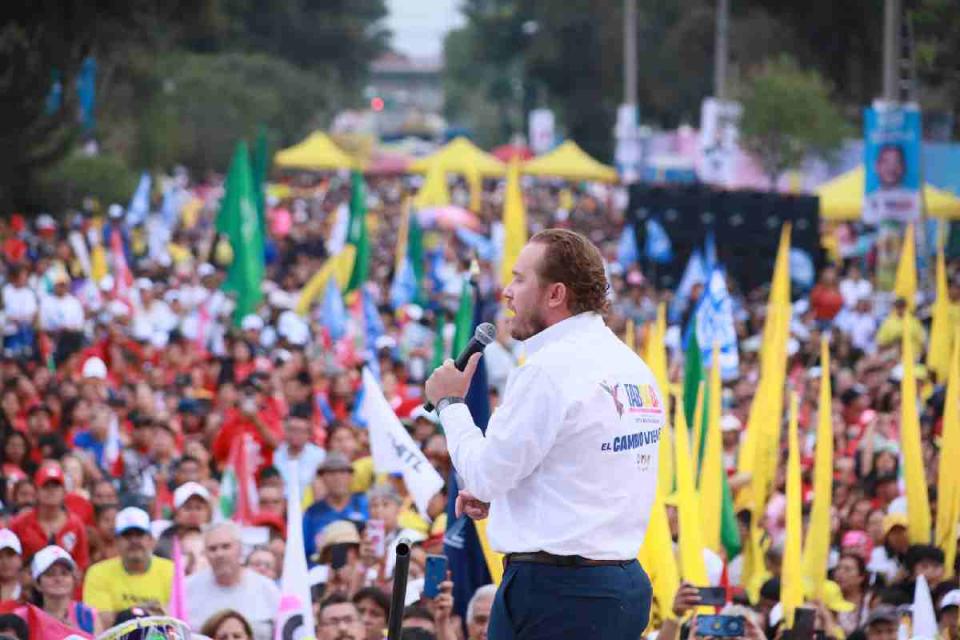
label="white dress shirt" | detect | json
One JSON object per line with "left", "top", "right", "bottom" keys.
{"left": 2, "top": 284, "right": 37, "bottom": 333}
{"left": 39, "top": 293, "right": 85, "bottom": 331}
{"left": 440, "top": 312, "right": 665, "bottom": 560}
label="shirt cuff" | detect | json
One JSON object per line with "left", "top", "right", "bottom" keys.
{"left": 438, "top": 402, "right": 475, "bottom": 441}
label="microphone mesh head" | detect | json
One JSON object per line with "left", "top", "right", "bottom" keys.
{"left": 474, "top": 322, "right": 497, "bottom": 346}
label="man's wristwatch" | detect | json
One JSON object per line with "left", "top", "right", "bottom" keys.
{"left": 435, "top": 396, "right": 466, "bottom": 414}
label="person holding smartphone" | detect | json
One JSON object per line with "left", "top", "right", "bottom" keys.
{"left": 211, "top": 378, "right": 283, "bottom": 473}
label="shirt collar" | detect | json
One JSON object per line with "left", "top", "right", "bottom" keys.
{"left": 522, "top": 312, "right": 605, "bottom": 358}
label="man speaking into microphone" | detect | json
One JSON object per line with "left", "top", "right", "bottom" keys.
{"left": 425, "top": 229, "right": 663, "bottom": 639}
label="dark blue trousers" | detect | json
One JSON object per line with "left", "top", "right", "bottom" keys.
{"left": 487, "top": 559, "right": 651, "bottom": 639}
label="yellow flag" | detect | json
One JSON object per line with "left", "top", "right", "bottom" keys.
{"left": 936, "top": 331, "right": 960, "bottom": 577}
{"left": 781, "top": 392, "right": 804, "bottom": 628}
{"left": 901, "top": 319, "right": 933, "bottom": 543}
{"left": 927, "top": 247, "right": 952, "bottom": 381}
{"left": 499, "top": 158, "right": 527, "bottom": 288}
{"left": 700, "top": 343, "right": 724, "bottom": 553}
{"left": 673, "top": 394, "right": 709, "bottom": 585}
{"left": 413, "top": 160, "right": 450, "bottom": 209}
{"left": 644, "top": 304, "right": 672, "bottom": 487}
{"left": 474, "top": 518, "right": 504, "bottom": 585}
{"left": 803, "top": 337, "right": 833, "bottom": 599}
{"left": 625, "top": 318, "right": 636, "bottom": 352}
{"left": 639, "top": 417, "right": 681, "bottom": 620}
{"left": 893, "top": 223, "right": 917, "bottom": 310}
{"left": 294, "top": 245, "right": 357, "bottom": 316}
{"left": 466, "top": 162, "right": 482, "bottom": 213}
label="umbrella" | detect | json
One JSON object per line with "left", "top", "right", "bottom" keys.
{"left": 417, "top": 206, "right": 481, "bottom": 231}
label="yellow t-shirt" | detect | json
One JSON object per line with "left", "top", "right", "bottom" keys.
{"left": 83, "top": 556, "right": 174, "bottom": 613}
{"left": 351, "top": 456, "right": 376, "bottom": 494}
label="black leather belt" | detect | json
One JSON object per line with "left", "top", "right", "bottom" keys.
{"left": 504, "top": 551, "right": 632, "bottom": 568}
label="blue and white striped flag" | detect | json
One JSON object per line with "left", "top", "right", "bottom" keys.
{"left": 694, "top": 268, "right": 740, "bottom": 380}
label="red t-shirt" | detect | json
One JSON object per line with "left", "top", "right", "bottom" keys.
{"left": 64, "top": 493, "right": 94, "bottom": 527}
{"left": 9, "top": 508, "right": 89, "bottom": 569}
{"left": 212, "top": 403, "right": 284, "bottom": 471}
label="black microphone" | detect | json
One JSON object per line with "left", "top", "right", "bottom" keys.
{"left": 424, "top": 322, "right": 496, "bottom": 412}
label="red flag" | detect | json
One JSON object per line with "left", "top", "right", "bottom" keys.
{"left": 0, "top": 602, "right": 93, "bottom": 640}
{"left": 222, "top": 434, "right": 259, "bottom": 524}
{"left": 154, "top": 476, "right": 174, "bottom": 520}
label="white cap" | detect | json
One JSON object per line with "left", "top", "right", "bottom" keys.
{"left": 107, "top": 300, "right": 131, "bottom": 318}
{"left": 99, "top": 275, "right": 115, "bottom": 292}
{"left": 374, "top": 335, "right": 397, "bottom": 351}
{"left": 410, "top": 405, "right": 439, "bottom": 424}
{"left": 0, "top": 529, "right": 22, "bottom": 555}
{"left": 720, "top": 414, "right": 742, "bottom": 432}
{"left": 241, "top": 314, "right": 265, "bottom": 332}
{"left": 115, "top": 507, "right": 152, "bottom": 535}
{"left": 108, "top": 204, "right": 124, "bottom": 219}
{"left": 81, "top": 357, "right": 108, "bottom": 380}
{"left": 173, "top": 481, "right": 211, "bottom": 510}
{"left": 405, "top": 304, "right": 424, "bottom": 321}
{"left": 31, "top": 545, "right": 76, "bottom": 580}
{"left": 940, "top": 589, "right": 960, "bottom": 611}
{"left": 135, "top": 278, "right": 153, "bottom": 290}
{"left": 197, "top": 263, "right": 216, "bottom": 278}
{"left": 268, "top": 290, "right": 296, "bottom": 310}
{"left": 36, "top": 214, "right": 56, "bottom": 230}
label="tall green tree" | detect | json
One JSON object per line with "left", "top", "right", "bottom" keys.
{"left": 738, "top": 56, "right": 852, "bottom": 188}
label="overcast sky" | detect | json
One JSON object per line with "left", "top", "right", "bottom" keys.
{"left": 386, "top": 0, "right": 465, "bottom": 59}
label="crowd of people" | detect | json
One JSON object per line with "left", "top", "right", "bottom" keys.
{"left": 0, "top": 167, "right": 958, "bottom": 640}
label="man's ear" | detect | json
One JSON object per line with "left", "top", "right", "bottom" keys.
{"left": 547, "top": 282, "right": 567, "bottom": 310}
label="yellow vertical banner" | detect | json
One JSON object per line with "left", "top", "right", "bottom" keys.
{"left": 781, "top": 392, "right": 804, "bottom": 628}
{"left": 803, "top": 337, "right": 833, "bottom": 599}
{"left": 900, "top": 319, "right": 933, "bottom": 543}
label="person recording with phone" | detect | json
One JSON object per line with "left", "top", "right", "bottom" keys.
{"left": 425, "top": 229, "right": 664, "bottom": 639}
{"left": 211, "top": 377, "right": 283, "bottom": 473}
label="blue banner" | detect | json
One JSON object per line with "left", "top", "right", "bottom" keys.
{"left": 694, "top": 268, "right": 739, "bottom": 381}
{"left": 863, "top": 105, "right": 922, "bottom": 223}
{"left": 644, "top": 219, "right": 673, "bottom": 264}
{"left": 617, "top": 224, "right": 639, "bottom": 266}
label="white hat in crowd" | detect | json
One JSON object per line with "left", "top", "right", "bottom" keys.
{"left": 174, "top": 482, "right": 211, "bottom": 510}
{"left": 115, "top": 507, "right": 152, "bottom": 536}
{"left": 81, "top": 357, "right": 108, "bottom": 380}
{"left": 0, "top": 529, "right": 22, "bottom": 555}
{"left": 31, "top": 545, "right": 76, "bottom": 581}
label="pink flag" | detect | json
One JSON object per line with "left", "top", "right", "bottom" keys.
{"left": 169, "top": 537, "right": 187, "bottom": 621}
{"left": 0, "top": 602, "right": 93, "bottom": 640}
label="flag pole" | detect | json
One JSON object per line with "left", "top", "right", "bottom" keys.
{"left": 386, "top": 539, "right": 412, "bottom": 640}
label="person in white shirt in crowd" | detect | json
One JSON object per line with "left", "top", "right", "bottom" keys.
{"left": 480, "top": 313, "right": 520, "bottom": 398}
{"left": 2, "top": 265, "right": 38, "bottom": 358}
{"left": 0, "top": 529, "right": 23, "bottom": 602}
{"left": 273, "top": 406, "right": 326, "bottom": 497}
{"left": 185, "top": 521, "right": 280, "bottom": 640}
{"left": 426, "top": 229, "right": 662, "bottom": 639}
{"left": 839, "top": 261, "right": 873, "bottom": 309}
{"left": 131, "top": 278, "right": 178, "bottom": 340}
{"left": 39, "top": 272, "right": 85, "bottom": 365}
{"left": 835, "top": 296, "right": 879, "bottom": 355}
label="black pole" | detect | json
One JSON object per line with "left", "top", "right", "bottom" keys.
{"left": 386, "top": 538, "right": 412, "bottom": 640}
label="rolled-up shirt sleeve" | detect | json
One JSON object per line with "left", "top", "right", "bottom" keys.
{"left": 439, "top": 363, "right": 564, "bottom": 503}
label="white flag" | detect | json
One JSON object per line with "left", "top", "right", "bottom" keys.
{"left": 275, "top": 462, "right": 316, "bottom": 640}
{"left": 911, "top": 575, "right": 938, "bottom": 640}
{"left": 358, "top": 367, "right": 444, "bottom": 515}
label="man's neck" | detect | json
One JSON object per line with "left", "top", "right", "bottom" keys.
{"left": 286, "top": 442, "right": 304, "bottom": 457}
{"left": 215, "top": 567, "right": 243, "bottom": 588}
{"left": 122, "top": 557, "right": 150, "bottom": 575}
{"left": 37, "top": 504, "right": 62, "bottom": 522}
{"left": 327, "top": 493, "right": 351, "bottom": 510}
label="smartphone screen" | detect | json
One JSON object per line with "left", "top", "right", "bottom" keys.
{"left": 366, "top": 519, "right": 386, "bottom": 557}
{"left": 696, "top": 586, "right": 727, "bottom": 607}
{"left": 422, "top": 554, "right": 448, "bottom": 599}
{"left": 791, "top": 607, "right": 816, "bottom": 640}
{"left": 330, "top": 543, "right": 350, "bottom": 570}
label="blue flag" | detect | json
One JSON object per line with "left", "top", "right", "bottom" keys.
{"left": 645, "top": 219, "right": 673, "bottom": 264}
{"left": 444, "top": 283, "right": 493, "bottom": 622}
{"left": 127, "top": 172, "right": 152, "bottom": 227}
{"left": 361, "top": 287, "right": 384, "bottom": 381}
{"left": 693, "top": 268, "right": 740, "bottom": 380}
{"left": 704, "top": 228, "right": 717, "bottom": 272}
{"left": 617, "top": 224, "right": 640, "bottom": 266}
{"left": 390, "top": 257, "right": 418, "bottom": 310}
{"left": 321, "top": 278, "right": 346, "bottom": 341}
{"left": 455, "top": 228, "right": 496, "bottom": 261}
{"left": 77, "top": 57, "right": 97, "bottom": 133}
{"left": 669, "top": 248, "right": 707, "bottom": 323}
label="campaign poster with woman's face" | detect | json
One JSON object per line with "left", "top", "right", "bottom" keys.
{"left": 863, "top": 105, "right": 922, "bottom": 224}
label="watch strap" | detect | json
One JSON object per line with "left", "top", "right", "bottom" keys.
{"left": 436, "top": 396, "right": 466, "bottom": 413}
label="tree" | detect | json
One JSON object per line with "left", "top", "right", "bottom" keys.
{"left": 738, "top": 56, "right": 852, "bottom": 188}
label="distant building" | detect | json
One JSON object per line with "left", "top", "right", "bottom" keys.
{"left": 367, "top": 53, "right": 444, "bottom": 139}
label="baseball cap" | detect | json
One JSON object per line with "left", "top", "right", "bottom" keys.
{"left": 30, "top": 545, "right": 76, "bottom": 581}
{"left": 865, "top": 605, "right": 899, "bottom": 627}
{"left": 409, "top": 405, "right": 439, "bottom": 425}
{"left": 317, "top": 452, "right": 353, "bottom": 474}
{"left": 115, "top": 507, "right": 152, "bottom": 536}
{"left": 34, "top": 465, "right": 65, "bottom": 487}
{"left": 368, "top": 484, "right": 402, "bottom": 505}
{"left": 940, "top": 589, "right": 960, "bottom": 611}
{"left": 882, "top": 513, "right": 909, "bottom": 537}
{"left": 720, "top": 414, "right": 742, "bottom": 432}
{"left": 173, "top": 482, "right": 211, "bottom": 510}
{"left": 81, "top": 356, "right": 108, "bottom": 380}
{"left": 0, "top": 529, "right": 22, "bottom": 555}
{"left": 241, "top": 314, "right": 265, "bottom": 332}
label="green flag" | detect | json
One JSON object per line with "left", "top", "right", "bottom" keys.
{"left": 346, "top": 171, "right": 370, "bottom": 293}
{"left": 251, "top": 128, "right": 270, "bottom": 237}
{"left": 432, "top": 313, "right": 448, "bottom": 371}
{"left": 452, "top": 277, "right": 475, "bottom": 356}
{"left": 408, "top": 210, "right": 425, "bottom": 304}
{"left": 683, "top": 325, "right": 708, "bottom": 467}
{"left": 720, "top": 472, "right": 743, "bottom": 558}
{"left": 217, "top": 141, "right": 265, "bottom": 325}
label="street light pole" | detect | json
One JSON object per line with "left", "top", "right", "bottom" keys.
{"left": 624, "top": 0, "right": 637, "bottom": 107}
{"left": 714, "top": 0, "right": 730, "bottom": 100}
{"left": 882, "top": 0, "right": 901, "bottom": 102}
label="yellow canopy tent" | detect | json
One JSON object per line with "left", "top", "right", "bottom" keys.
{"left": 274, "top": 131, "right": 357, "bottom": 171}
{"left": 522, "top": 140, "right": 618, "bottom": 183}
{"left": 817, "top": 165, "right": 960, "bottom": 220}
{"left": 408, "top": 137, "right": 506, "bottom": 177}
